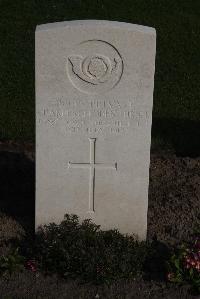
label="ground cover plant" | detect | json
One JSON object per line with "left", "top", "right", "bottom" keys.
{"left": 0, "top": 248, "right": 24, "bottom": 276}
{"left": 0, "top": 213, "right": 199, "bottom": 298}
{"left": 31, "top": 216, "right": 200, "bottom": 294}
{"left": 32, "top": 214, "right": 148, "bottom": 284}
{"left": 0, "top": 0, "right": 200, "bottom": 155}
{"left": 0, "top": 214, "right": 150, "bottom": 283}
{"left": 167, "top": 230, "right": 200, "bottom": 294}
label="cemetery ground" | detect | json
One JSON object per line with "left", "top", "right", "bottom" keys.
{"left": 0, "top": 0, "right": 200, "bottom": 298}
{"left": 0, "top": 145, "right": 199, "bottom": 298}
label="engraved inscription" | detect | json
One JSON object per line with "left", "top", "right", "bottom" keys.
{"left": 67, "top": 40, "right": 123, "bottom": 94}
{"left": 37, "top": 98, "right": 151, "bottom": 135}
{"left": 68, "top": 138, "right": 117, "bottom": 213}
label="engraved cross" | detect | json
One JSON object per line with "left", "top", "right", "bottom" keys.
{"left": 68, "top": 138, "right": 117, "bottom": 213}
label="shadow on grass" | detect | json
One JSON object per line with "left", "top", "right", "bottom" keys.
{"left": 0, "top": 152, "right": 35, "bottom": 234}
{"left": 152, "top": 118, "right": 200, "bottom": 157}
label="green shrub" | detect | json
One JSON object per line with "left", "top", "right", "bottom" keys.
{"left": 167, "top": 232, "right": 200, "bottom": 295}
{"left": 34, "top": 214, "right": 148, "bottom": 283}
{"left": 0, "top": 248, "right": 24, "bottom": 276}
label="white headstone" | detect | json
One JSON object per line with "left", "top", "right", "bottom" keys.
{"left": 36, "top": 20, "right": 156, "bottom": 239}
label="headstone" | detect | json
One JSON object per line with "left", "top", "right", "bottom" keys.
{"left": 36, "top": 20, "right": 156, "bottom": 239}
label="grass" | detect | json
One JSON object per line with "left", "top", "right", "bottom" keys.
{"left": 0, "top": 0, "right": 200, "bottom": 151}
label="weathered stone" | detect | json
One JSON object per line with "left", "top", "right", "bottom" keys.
{"left": 36, "top": 20, "right": 156, "bottom": 239}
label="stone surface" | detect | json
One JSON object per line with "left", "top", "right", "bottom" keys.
{"left": 36, "top": 20, "right": 156, "bottom": 239}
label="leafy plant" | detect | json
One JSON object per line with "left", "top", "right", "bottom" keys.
{"left": 167, "top": 233, "right": 200, "bottom": 294}
{"left": 0, "top": 248, "right": 24, "bottom": 276}
{"left": 34, "top": 214, "right": 148, "bottom": 283}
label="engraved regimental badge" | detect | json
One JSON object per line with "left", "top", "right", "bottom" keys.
{"left": 67, "top": 40, "right": 123, "bottom": 94}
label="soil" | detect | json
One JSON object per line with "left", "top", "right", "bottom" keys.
{"left": 0, "top": 272, "right": 196, "bottom": 299}
{"left": 148, "top": 151, "right": 200, "bottom": 246}
{"left": 0, "top": 142, "right": 199, "bottom": 298}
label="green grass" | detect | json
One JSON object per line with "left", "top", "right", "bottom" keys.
{"left": 0, "top": 0, "right": 200, "bottom": 147}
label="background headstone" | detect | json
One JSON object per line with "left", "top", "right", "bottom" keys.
{"left": 36, "top": 20, "right": 156, "bottom": 239}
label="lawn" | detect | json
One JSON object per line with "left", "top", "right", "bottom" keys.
{"left": 0, "top": 0, "right": 200, "bottom": 154}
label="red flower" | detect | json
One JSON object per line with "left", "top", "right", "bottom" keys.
{"left": 26, "top": 260, "right": 37, "bottom": 272}
{"left": 167, "top": 272, "right": 174, "bottom": 281}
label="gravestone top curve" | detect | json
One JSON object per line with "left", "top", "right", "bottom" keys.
{"left": 36, "top": 20, "right": 156, "bottom": 35}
